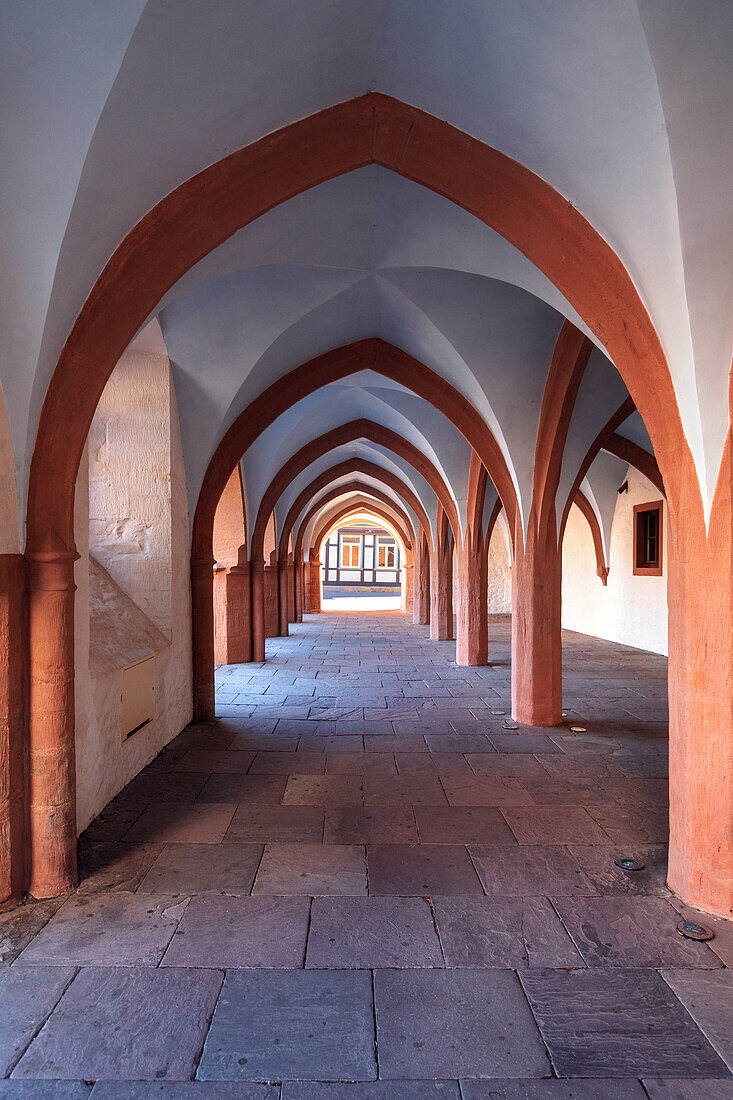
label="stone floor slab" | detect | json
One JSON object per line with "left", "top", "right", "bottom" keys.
{"left": 414, "top": 805, "right": 516, "bottom": 845}
{"left": 367, "top": 844, "right": 483, "bottom": 895}
{"left": 324, "top": 806, "right": 417, "bottom": 844}
{"left": 501, "top": 807, "right": 611, "bottom": 845}
{"left": 283, "top": 775, "right": 363, "bottom": 806}
{"left": 661, "top": 969, "right": 733, "bottom": 1071}
{"left": 552, "top": 897, "right": 722, "bottom": 968}
{"left": 469, "top": 845, "right": 595, "bottom": 895}
{"left": 519, "top": 968, "right": 730, "bottom": 1078}
{"left": 250, "top": 751, "right": 326, "bottom": 774}
{"left": 566, "top": 844, "right": 670, "bottom": 896}
{"left": 362, "top": 776, "right": 447, "bottom": 805}
{"left": 175, "top": 749, "right": 255, "bottom": 773}
{"left": 432, "top": 895, "right": 582, "bottom": 968}
{"left": 466, "top": 753, "right": 548, "bottom": 777}
{"left": 0, "top": 1085, "right": 91, "bottom": 1099}
{"left": 0, "top": 898, "right": 65, "bottom": 965}
{"left": 441, "top": 776, "right": 535, "bottom": 806}
{"left": 162, "top": 894, "right": 309, "bottom": 968}
{"left": 198, "top": 969, "right": 376, "bottom": 1081}
{"left": 374, "top": 968, "right": 550, "bottom": 1079}
{"left": 123, "top": 803, "right": 236, "bottom": 844}
{"left": 196, "top": 774, "right": 287, "bottom": 804}
{"left": 253, "top": 842, "right": 367, "bottom": 894}
{"left": 13, "top": 967, "right": 222, "bottom": 1080}
{"left": 76, "top": 840, "right": 161, "bottom": 894}
{"left": 460, "top": 1082, "right": 645, "bottom": 1098}
{"left": 641, "top": 1080, "right": 733, "bottom": 1099}
{"left": 17, "top": 892, "right": 184, "bottom": 966}
{"left": 90, "top": 1085, "right": 277, "bottom": 1098}
{"left": 138, "top": 842, "right": 263, "bottom": 894}
{"left": 224, "top": 804, "right": 324, "bottom": 843}
{"left": 306, "top": 896, "right": 443, "bottom": 968}
{"left": 281, "top": 1084, "right": 460, "bottom": 1098}
{"left": 0, "top": 966, "right": 75, "bottom": 1076}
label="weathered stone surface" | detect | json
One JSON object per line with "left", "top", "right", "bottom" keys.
{"left": 567, "top": 844, "right": 670, "bottom": 896}
{"left": 0, "top": 899, "right": 65, "bottom": 966}
{"left": 17, "top": 892, "right": 185, "bottom": 966}
{"left": 89, "top": 1083, "right": 277, "bottom": 1098}
{"left": 552, "top": 897, "right": 722, "bottom": 968}
{"left": 283, "top": 775, "right": 363, "bottom": 806}
{"left": 281, "top": 1083, "right": 461, "bottom": 1098}
{"left": 501, "top": 806, "right": 611, "bottom": 844}
{"left": 76, "top": 840, "right": 162, "bottom": 893}
{"left": 466, "top": 752, "right": 548, "bottom": 777}
{"left": 432, "top": 895, "right": 582, "bottom": 968}
{"left": 162, "top": 895, "right": 310, "bottom": 968}
{"left": 374, "top": 968, "right": 550, "bottom": 1079}
{"left": 196, "top": 774, "right": 287, "bottom": 804}
{"left": 641, "top": 1081, "right": 733, "bottom": 1099}
{"left": 441, "top": 775, "right": 534, "bottom": 806}
{"left": 306, "top": 896, "right": 442, "bottom": 968}
{"left": 138, "top": 842, "right": 263, "bottom": 894}
{"left": 461, "top": 1082, "right": 645, "bottom": 1098}
{"left": 224, "top": 804, "right": 324, "bottom": 843}
{"left": 661, "top": 969, "right": 733, "bottom": 1071}
{"left": 123, "top": 803, "right": 236, "bottom": 844}
{"left": 253, "top": 843, "right": 367, "bottom": 894}
{"left": 324, "top": 806, "right": 417, "bottom": 844}
{"left": 520, "top": 968, "right": 730, "bottom": 1077}
{"left": 0, "top": 1084, "right": 91, "bottom": 1099}
{"left": 175, "top": 749, "right": 255, "bottom": 773}
{"left": 469, "top": 845, "right": 595, "bottom": 895}
{"left": 14, "top": 967, "right": 223, "bottom": 1081}
{"left": 414, "top": 805, "right": 516, "bottom": 845}
{"left": 362, "top": 776, "right": 447, "bottom": 805}
{"left": 198, "top": 969, "right": 376, "bottom": 1081}
{"left": 250, "top": 751, "right": 326, "bottom": 774}
{"left": 367, "top": 844, "right": 483, "bottom": 895}
{"left": 0, "top": 966, "right": 75, "bottom": 1075}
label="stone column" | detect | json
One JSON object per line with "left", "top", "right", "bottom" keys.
{"left": 413, "top": 528, "right": 430, "bottom": 625}
{"left": 0, "top": 554, "right": 26, "bottom": 902}
{"left": 26, "top": 547, "right": 79, "bottom": 898}
{"left": 456, "top": 531, "right": 488, "bottom": 666}
{"left": 402, "top": 562, "right": 414, "bottom": 616}
{"left": 511, "top": 527, "right": 562, "bottom": 726}
{"left": 251, "top": 559, "right": 266, "bottom": 662}
{"left": 307, "top": 560, "right": 322, "bottom": 613}
{"left": 430, "top": 531, "right": 453, "bottom": 641}
{"left": 277, "top": 559, "right": 289, "bottom": 636}
{"left": 294, "top": 559, "right": 304, "bottom": 621}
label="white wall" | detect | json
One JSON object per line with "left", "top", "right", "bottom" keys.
{"left": 74, "top": 349, "right": 192, "bottom": 832}
{"left": 562, "top": 466, "right": 668, "bottom": 655}
{"left": 487, "top": 521, "right": 512, "bottom": 614}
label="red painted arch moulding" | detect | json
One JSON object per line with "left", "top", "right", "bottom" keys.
{"left": 573, "top": 490, "right": 610, "bottom": 584}
{"left": 277, "top": 459, "right": 426, "bottom": 561}
{"left": 22, "top": 93, "right": 731, "bottom": 913}
{"left": 311, "top": 504, "right": 411, "bottom": 563}
{"left": 293, "top": 483, "right": 417, "bottom": 562}
{"left": 250, "top": 419, "right": 460, "bottom": 562}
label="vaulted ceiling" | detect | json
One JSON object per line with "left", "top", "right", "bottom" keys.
{"left": 1, "top": 1, "right": 730, "bottom": 548}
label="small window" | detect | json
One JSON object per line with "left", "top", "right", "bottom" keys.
{"left": 633, "top": 501, "right": 663, "bottom": 577}
{"left": 377, "top": 540, "right": 396, "bottom": 568}
{"left": 340, "top": 534, "right": 361, "bottom": 568}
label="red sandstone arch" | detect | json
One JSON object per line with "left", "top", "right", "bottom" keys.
{"left": 277, "top": 459, "right": 427, "bottom": 561}
{"left": 457, "top": 452, "right": 489, "bottom": 664}
{"left": 311, "top": 505, "right": 411, "bottom": 562}
{"left": 20, "top": 92, "right": 728, "bottom": 914}
{"left": 295, "top": 485, "right": 416, "bottom": 561}
{"left": 573, "top": 490, "right": 610, "bottom": 584}
{"left": 604, "top": 433, "right": 664, "bottom": 497}
{"left": 250, "top": 420, "right": 459, "bottom": 561}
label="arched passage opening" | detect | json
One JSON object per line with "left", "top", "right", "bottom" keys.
{"left": 16, "top": 94, "right": 729, "bottom": 917}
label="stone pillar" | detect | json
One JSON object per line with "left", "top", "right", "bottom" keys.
{"left": 192, "top": 554, "right": 217, "bottom": 719}
{"left": 277, "top": 559, "right": 289, "bottom": 637}
{"left": 402, "top": 562, "right": 414, "bottom": 616}
{"left": 264, "top": 564, "right": 279, "bottom": 638}
{"left": 456, "top": 531, "right": 488, "bottom": 666}
{"left": 511, "top": 527, "right": 562, "bottom": 726}
{"left": 307, "top": 560, "right": 322, "bottom": 613}
{"left": 413, "top": 528, "right": 430, "bottom": 625}
{"left": 294, "top": 559, "right": 304, "bottom": 622}
{"left": 430, "top": 531, "right": 453, "bottom": 641}
{"left": 26, "top": 547, "right": 79, "bottom": 898}
{"left": 251, "top": 559, "right": 266, "bottom": 662}
{"left": 0, "top": 554, "right": 26, "bottom": 902}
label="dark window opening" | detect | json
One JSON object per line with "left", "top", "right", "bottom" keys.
{"left": 633, "top": 501, "right": 663, "bottom": 577}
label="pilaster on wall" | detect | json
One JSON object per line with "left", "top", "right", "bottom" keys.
{"left": 430, "top": 508, "right": 454, "bottom": 641}
{"left": 456, "top": 452, "right": 489, "bottom": 666}
{"left": 213, "top": 561, "right": 251, "bottom": 664}
{"left": 402, "top": 563, "right": 414, "bottom": 615}
{"left": 413, "top": 527, "right": 430, "bottom": 625}
{"left": 307, "top": 561, "right": 322, "bottom": 614}
{"left": 0, "top": 554, "right": 27, "bottom": 902}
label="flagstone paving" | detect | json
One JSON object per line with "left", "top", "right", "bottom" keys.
{"left": 1, "top": 609, "right": 731, "bottom": 1095}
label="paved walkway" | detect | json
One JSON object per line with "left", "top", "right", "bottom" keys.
{"left": 1, "top": 611, "right": 732, "bottom": 1098}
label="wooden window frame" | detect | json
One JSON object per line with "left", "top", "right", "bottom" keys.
{"left": 377, "top": 538, "right": 396, "bottom": 569}
{"left": 633, "top": 500, "right": 663, "bottom": 577}
{"left": 340, "top": 533, "right": 362, "bottom": 569}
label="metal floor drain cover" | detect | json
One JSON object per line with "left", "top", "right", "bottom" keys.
{"left": 676, "top": 919, "right": 714, "bottom": 941}
{"left": 615, "top": 857, "right": 645, "bottom": 871}
{"left": 491, "top": 710, "right": 506, "bottom": 715}
{"left": 503, "top": 722, "right": 519, "bottom": 730}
